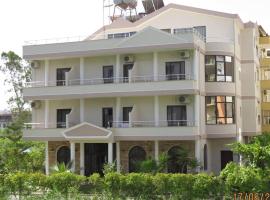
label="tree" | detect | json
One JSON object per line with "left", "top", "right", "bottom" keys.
{"left": 230, "top": 133, "right": 270, "bottom": 169}
{"left": 0, "top": 51, "right": 44, "bottom": 174}
{"left": 0, "top": 51, "right": 31, "bottom": 114}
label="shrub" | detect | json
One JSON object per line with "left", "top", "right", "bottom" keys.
{"left": 46, "top": 172, "right": 86, "bottom": 198}
{"left": 220, "top": 163, "right": 268, "bottom": 194}
{"left": 88, "top": 173, "right": 104, "bottom": 194}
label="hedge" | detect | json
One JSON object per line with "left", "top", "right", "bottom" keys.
{"left": 0, "top": 169, "right": 269, "bottom": 199}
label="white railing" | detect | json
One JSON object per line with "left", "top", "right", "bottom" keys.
{"left": 112, "top": 120, "right": 196, "bottom": 128}
{"left": 24, "top": 122, "right": 77, "bottom": 129}
{"left": 24, "top": 120, "right": 196, "bottom": 129}
{"left": 25, "top": 74, "right": 193, "bottom": 88}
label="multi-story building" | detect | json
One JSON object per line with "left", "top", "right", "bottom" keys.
{"left": 259, "top": 27, "right": 270, "bottom": 132}
{"left": 0, "top": 111, "right": 12, "bottom": 130}
{"left": 23, "top": 3, "right": 261, "bottom": 175}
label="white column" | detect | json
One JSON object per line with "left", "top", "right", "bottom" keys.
{"left": 44, "top": 60, "right": 49, "bottom": 86}
{"left": 153, "top": 52, "right": 158, "bottom": 81}
{"left": 193, "top": 49, "right": 199, "bottom": 82}
{"left": 80, "top": 143, "right": 85, "bottom": 175}
{"left": 154, "top": 96, "right": 159, "bottom": 126}
{"left": 238, "top": 128, "right": 243, "bottom": 166}
{"left": 80, "top": 99, "right": 85, "bottom": 123}
{"left": 116, "top": 97, "right": 121, "bottom": 126}
{"left": 45, "top": 141, "right": 49, "bottom": 175}
{"left": 194, "top": 95, "right": 200, "bottom": 127}
{"left": 154, "top": 140, "right": 159, "bottom": 162}
{"left": 44, "top": 100, "right": 49, "bottom": 128}
{"left": 115, "top": 54, "right": 121, "bottom": 83}
{"left": 195, "top": 139, "right": 201, "bottom": 172}
{"left": 116, "top": 142, "right": 121, "bottom": 172}
{"left": 108, "top": 142, "right": 113, "bottom": 164}
{"left": 70, "top": 142, "right": 76, "bottom": 172}
{"left": 80, "top": 57, "right": 84, "bottom": 85}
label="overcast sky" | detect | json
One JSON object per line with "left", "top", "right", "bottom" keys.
{"left": 0, "top": 0, "right": 269, "bottom": 110}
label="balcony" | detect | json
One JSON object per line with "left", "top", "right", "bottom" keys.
{"left": 23, "top": 74, "right": 198, "bottom": 100}
{"left": 23, "top": 119, "right": 198, "bottom": 141}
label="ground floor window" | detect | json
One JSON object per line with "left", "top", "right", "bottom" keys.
{"left": 57, "top": 146, "right": 70, "bottom": 165}
{"left": 220, "top": 150, "right": 233, "bottom": 170}
{"left": 167, "top": 146, "right": 187, "bottom": 173}
{"left": 129, "top": 146, "right": 146, "bottom": 172}
{"left": 203, "top": 144, "right": 208, "bottom": 170}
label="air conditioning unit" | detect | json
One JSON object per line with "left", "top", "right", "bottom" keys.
{"left": 30, "top": 61, "right": 40, "bottom": 69}
{"left": 180, "top": 51, "right": 190, "bottom": 59}
{"left": 178, "top": 95, "right": 191, "bottom": 104}
{"left": 124, "top": 55, "right": 134, "bottom": 63}
{"left": 31, "top": 100, "right": 41, "bottom": 109}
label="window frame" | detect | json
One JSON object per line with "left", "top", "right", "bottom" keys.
{"left": 205, "top": 96, "right": 235, "bottom": 125}
{"left": 205, "top": 55, "right": 234, "bottom": 82}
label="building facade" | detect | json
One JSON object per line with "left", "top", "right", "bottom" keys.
{"left": 23, "top": 4, "right": 261, "bottom": 175}
{"left": 259, "top": 29, "right": 270, "bottom": 132}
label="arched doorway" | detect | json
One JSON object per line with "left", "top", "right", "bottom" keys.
{"left": 57, "top": 146, "right": 70, "bottom": 165}
{"left": 129, "top": 146, "right": 146, "bottom": 172}
{"left": 167, "top": 146, "right": 187, "bottom": 173}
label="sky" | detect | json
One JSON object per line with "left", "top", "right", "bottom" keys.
{"left": 0, "top": 0, "right": 269, "bottom": 110}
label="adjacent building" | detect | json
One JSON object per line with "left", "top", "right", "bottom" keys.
{"left": 23, "top": 3, "right": 261, "bottom": 175}
{"left": 259, "top": 27, "right": 270, "bottom": 133}
{"left": 0, "top": 111, "right": 12, "bottom": 129}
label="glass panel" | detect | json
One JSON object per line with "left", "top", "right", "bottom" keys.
{"left": 217, "top": 62, "right": 225, "bottom": 75}
{"left": 263, "top": 90, "right": 270, "bottom": 102}
{"left": 216, "top": 96, "right": 225, "bottom": 102}
{"left": 226, "top": 103, "right": 233, "bottom": 117}
{"left": 206, "top": 97, "right": 216, "bottom": 124}
{"left": 225, "top": 61, "right": 233, "bottom": 82}
{"left": 226, "top": 96, "right": 233, "bottom": 102}
{"left": 216, "top": 56, "right": 224, "bottom": 62}
{"left": 225, "top": 56, "right": 232, "bottom": 62}
{"left": 216, "top": 103, "right": 225, "bottom": 118}
{"left": 217, "top": 118, "right": 226, "bottom": 124}
{"left": 217, "top": 76, "right": 225, "bottom": 82}
{"left": 226, "top": 118, "right": 233, "bottom": 124}
{"left": 205, "top": 55, "right": 215, "bottom": 65}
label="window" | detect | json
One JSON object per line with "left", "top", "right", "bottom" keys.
{"left": 263, "top": 90, "right": 270, "bottom": 102}
{"left": 123, "top": 107, "right": 133, "bottom": 123}
{"left": 102, "top": 107, "right": 113, "bottom": 128}
{"left": 57, "top": 146, "right": 70, "bottom": 165}
{"left": 206, "top": 96, "right": 235, "bottom": 124}
{"left": 129, "top": 146, "right": 146, "bottom": 172}
{"left": 161, "top": 29, "right": 171, "bottom": 33}
{"left": 108, "top": 32, "right": 136, "bottom": 39}
{"left": 103, "top": 66, "right": 114, "bottom": 84}
{"left": 57, "top": 109, "right": 71, "bottom": 128}
{"left": 221, "top": 150, "right": 233, "bottom": 170}
{"left": 166, "top": 61, "right": 185, "bottom": 80}
{"left": 56, "top": 68, "right": 71, "bottom": 86}
{"left": 261, "top": 68, "right": 270, "bottom": 80}
{"left": 205, "top": 55, "right": 234, "bottom": 82}
{"left": 123, "top": 64, "right": 133, "bottom": 83}
{"left": 267, "top": 50, "right": 270, "bottom": 57}
{"left": 263, "top": 110, "right": 270, "bottom": 125}
{"left": 167, "top": 105, "right": 187, "bottom": 126}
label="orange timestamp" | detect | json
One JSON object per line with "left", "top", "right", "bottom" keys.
{"left": 234, "top": 192, "right": 270, "bottom": 200}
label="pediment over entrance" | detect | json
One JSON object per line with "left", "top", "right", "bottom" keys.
{"left": 62, "top": 122, "right": 113, "bottom": 142}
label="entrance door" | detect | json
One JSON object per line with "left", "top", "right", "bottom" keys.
{"left": 103, "top": 66, "right": 114, "bottom": 83}
{"left": 123, "top": 64, "right": 133, "bottom": 83}
{"left": 123, "top": 107, "right": 133, "bottom": 123}
{"left": 84, "top": 143, "right": 108, "bottom": 176}
{"left": 167, "top": 105, "right": 187, "bottom": 126}
{"left": 56, "top": 68, "right": 71, "bottom": 86}
{"left": 102, "top": 107, "right": 113, "bottom": 128}
{"left": 221, "top": 150, "right": 233, "bottom": 170}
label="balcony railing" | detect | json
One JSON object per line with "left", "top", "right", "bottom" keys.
{"left": 25, "top": 74, "right": 193, "bottom": 88}
{"left": 24, "top": 120, "right": 196, "bottom": 129}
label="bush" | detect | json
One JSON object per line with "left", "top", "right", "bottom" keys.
{"left": 46, "top": 172, "right": 86, "bottom": 198}
{"left": 221, "top": 163, "right": 269, "bottom": 194}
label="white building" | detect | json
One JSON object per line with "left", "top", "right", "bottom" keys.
{"left": 23, "top": 3, "right": 261, "bottom": 175}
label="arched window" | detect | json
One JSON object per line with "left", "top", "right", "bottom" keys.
{"left": 129, "top": 146, "right": 146, "bottom": 172}
{"left": 167, "top": 146, "right": 187, "bottom": 173}
{"left": 57, "top": 146, "right": 70, "bottom": 165}
{"left": 204, "top": 144, "right": 208, "bottom": 170}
